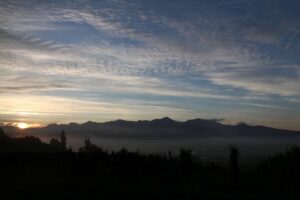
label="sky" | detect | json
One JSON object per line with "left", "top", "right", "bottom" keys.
{"left": 0, "top": 0, "right": 300, "bottom": 130}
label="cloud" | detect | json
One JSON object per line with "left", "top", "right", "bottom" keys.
{"left": 241, "top": 103, "right": 288, "bottom": 110}
{"left": 0, "top": 0, "right": 299, "bottom": 129}
{"left": 206, "top": 67, "right": 300, "bottom": 96}
{"left": 0, "top": 94, "right": 200, "bottom": 125}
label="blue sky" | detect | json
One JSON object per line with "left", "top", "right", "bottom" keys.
{"left": 0, "top": 0, "right": 300, "bottom": 130}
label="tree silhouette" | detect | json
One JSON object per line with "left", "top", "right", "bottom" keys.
{"left": 228, "top": 145, "right": 239, "bottom": 183}
{"left": 0, "top": 127, "right": 9, "bottom": 140}
{"left": 168, "top": 150, "right": 172, "bottom": 160}
{"left": 0, "top": 129, "right": 299, "bottom": 199}
{"left": 50, "top": 138, "right": 62, "bottom": 151}
{"left": 49, "top": 130, "right": 68, "bottom": 151}
{"left": 79, "top": 139, "right": 100, "bottom": 153}
{"left": 180, "top": 148, "right": 192, "bottom": 171}
{"left": 0, "top": 128, "right": 10, "bottom": 151}
{"left": 60, "top": 130, "right": 67, "bottom": 150}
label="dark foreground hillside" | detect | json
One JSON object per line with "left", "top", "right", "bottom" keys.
{"left": 0, "top": 128, "right": 299, "bottom": 200}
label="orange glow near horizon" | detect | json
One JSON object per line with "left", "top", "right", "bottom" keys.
{"left": 17, "top": 122, "right": 30, "bottom": 129}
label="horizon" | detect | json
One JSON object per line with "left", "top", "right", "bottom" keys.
{"left": 1, "top": 116, "right": 300, "bottom": 132}
{"left": 1, "top": 1, "right": 300, "bottom": 199}
{"left": 2, "top": 115, "right": 299, "bottom": 160}
{"left": 1, "top": 0, "right": 300, "bottom": 131}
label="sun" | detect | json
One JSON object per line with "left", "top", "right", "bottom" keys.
{"left": 17, "top": 122, "right": 29, "bottom": 129}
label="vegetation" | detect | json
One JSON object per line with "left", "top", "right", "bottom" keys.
{"left": 0, "top": 127, "right": 299, "bottom": 199}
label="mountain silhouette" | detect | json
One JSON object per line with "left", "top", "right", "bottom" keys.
{"left": 2, "top": 117, "right": 299, "bottom": 140}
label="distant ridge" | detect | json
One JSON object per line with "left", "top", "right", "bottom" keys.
{"left": 2, "top": 117, "right": 300, "bottom": 140}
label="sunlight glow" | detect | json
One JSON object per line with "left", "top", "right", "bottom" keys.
{"left": 17, "top": 122, "right": 29, "bottom": 129}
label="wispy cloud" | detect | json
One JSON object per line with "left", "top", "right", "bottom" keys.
{"left": 0, "top": 0, "right": 299, "bottom": 130}
{"left": 241, "top": 103, "right": 288, "bottom": 110}
{"left": 0, "top": 94, "right": 199, "bottom": 125}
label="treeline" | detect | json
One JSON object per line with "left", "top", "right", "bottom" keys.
{"left": 0, "top": 128, "right": 299, "bottom": 199}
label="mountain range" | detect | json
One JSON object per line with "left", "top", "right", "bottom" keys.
{"left": 3, "top": 117, "right": 300, "bottom": 140}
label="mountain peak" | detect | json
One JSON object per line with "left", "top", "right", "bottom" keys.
{"left": 68, "top": 122, "right": 80, "bottom": 126}
{"left": 162, "top": 117, "right": 173, "bottom": 120}
{"left": 156, "top": 117, "right": 174, "bottom": 121}
{"left": 82, "top": 121, "right": 99, "bottom": 126}
{"left": 12, "top": 118, "right": 300, "bottom": 140}
{"left": 46, "top": 123, "right": 59, "bottom": 128}
{"left": 150, "top": 117, "right": 176, "bottom": 126}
